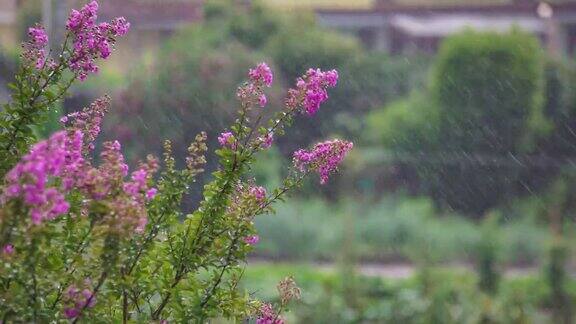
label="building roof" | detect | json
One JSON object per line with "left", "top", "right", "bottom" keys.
{"left": 69, "top": 0, "right": 204, "bottom": 31}
{"left": 262, "top": 0, "right": 373, "bottom": 10}
{"left": 317, "top": 0, "right": 576, "bottom": 15}
{"left": 390, "top": 14, "right": 544, "bottom": 37}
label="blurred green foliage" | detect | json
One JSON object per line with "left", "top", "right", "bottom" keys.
{"left": 476, "top": 215, "right": 502, "bottom": 296}
{"left": 242, "top": 263, "right": 576, "bottom": 323}
{"left": 16, "top": 0, "right": 41, "bottom": 42}
{"left": 365, "top": 30, "right": 565, "bottom": 216}
{"left": 254, "top": 197, "right": 553, "bottom": 265}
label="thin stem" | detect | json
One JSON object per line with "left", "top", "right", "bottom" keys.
{"left": 122, "top": 290, "right": 129, "bottom": 324}
{"left": 26, "top": 236, "right": 39, "bottom": 322}
{"left": 199, "top": 232, "right": 241, "bottom": 309}
{"left": 152, "top": 105, "right": 251, "bottom": 319}
{"left": 50, "top": 222, "right": 94, "bottom": 310}
{"left": 197, "top": 174, "right": 307, "bottom": 314}
{"left": 152, "top": 101, "right": 297, "bottom": 319}
{"left": 3, "top": 33, "right": 73, "bottom": 157}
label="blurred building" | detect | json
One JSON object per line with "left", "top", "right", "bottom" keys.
{"left": 65, "top": 0, "right": 205, "bottom": 69}
{"left": 0, "top": 0, "right": 18, "bottom": 48}
{"left": 316, "top": 0, "right": 576, "bottom": 56}
{"left": 67, "top": 0, "right": 204, "bottom": 31}
{"left": 0, "top": 0, "right": 205, "bottom": 70}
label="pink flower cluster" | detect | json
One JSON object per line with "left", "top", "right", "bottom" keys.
{"left": 77, "top": 141, "right": 127, "bottom": 200}
{"left": 2, "top": 244, "right": 14, "bottom": 256}
{"left": 24, "top": 25, "right": 49, "bottom": 69}
{"left": 28, "top": 26, "right": 48, "bottom": 46}
{"left": 65, "top": 1, "right": 130, "bottom": 80}
{"left": 77, "top": 141, "right": 158, "bottom": 233}
{"left": 2, "top": 99, "right": 157, "bottom": 233}
{"left": 249, "top": 63, "right": 274, "bottom": 87}
{"left": 2, "top": 131, "right": 84, "bottom": 224}
{"left": 238, "top": 63, "right": 273, "bottom": 108}
{"left": 287, "top": 68, "right": 339, "bottom": 115}
{"left": 61, "top": 96, "right": 110, "bottom": 150}
{"left": 218, "top": 132, "right": 237, "bottom": 149}
{"left": 293, "top": 139, "right": 353, "bottom": 184}
{"left": 259, "top": 132, "right": 274, "bottom": 149}
{"left": 244, "top": 235, "right": 260, "bottom": 245}
{"left": 256, "top": 303, "right": 284, "bottom": 324}
{"left": 63, "top": 283, "right": 96, "bottom": 319}
{"left": 249, "top": 186, "right": 267, "bottom": 202}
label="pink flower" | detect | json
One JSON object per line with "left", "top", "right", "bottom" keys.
{"left": 62, "top": 283, "right": 96, "bottom": 319}
{"left": 249, "top": 63, "right": 274, "bottom": 87}
{"left": 286, "top": 68, "right": 339, "bottom": 115}
{"left": 260, "top": 132, "right": 274, "bottom": 149}
{"left": 1, "top": 131, "right": 84, "bottom": 224}
{"left": 325, "top": 69, "right": 339, "bottom": 87}
{"left": 244, "top": 235, "right": 260, "bottom": 245}
{"left": 111, "top": 17, "right": 130, "bottom": 36}
{"left": 2, "top": 244, "right": 14, "bottom": 256}
{"left": 218, "top": 132, "right": 236, "bottom": 149}
{"left": 259, "top": 94, "right": 268, "bottom": 108}
{"left": 64, "top": 308, "right": 80, "bottom": 319}
{"left": 249, "top": 186, "right": 267, "bottom": 202}
{"left": 28, "top": 26, "right": 48, "bottom": 47}
{"left": 146, "top": 188, "right": 157, "bottom": 200}
{"left": 65, "top": 1, "right": 130, "bottom": 81}
{"left": 135, "top": 217, "right": 148, "bottom": 234}
{"left": 256, "top": 303, "right": 284, "bottom": 324}
{"left": 62, "top": 97, "right": 110, "bottom": 150}
{"left": 24, "top": 25, "right": 49, "bottom": 69}
{"left": 293, "top": 139, "right": 353, "bottom": 184}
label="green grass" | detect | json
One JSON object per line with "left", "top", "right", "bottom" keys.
{"left": 241, "top": 262, "right": 576, "bottom": 323}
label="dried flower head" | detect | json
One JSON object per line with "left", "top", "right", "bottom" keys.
{"left": 277, "top": 276, "right": 301, "bottom": 305}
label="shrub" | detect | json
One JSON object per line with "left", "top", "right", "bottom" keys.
{"left": 365, "top": 30, "right": 548, "bottom": 216}
{"left": 428, "top": 30, "right": 548, "bottom": 215}
{"left": 0, "top": 2, "right": 353, "bottom": 322}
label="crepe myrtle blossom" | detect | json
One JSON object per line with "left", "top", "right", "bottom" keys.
{"left": 63, "top": 283, "right": 97, "bottom": 319}
{"left": 249, "top": 186, "right": 267, "bottom": 202}
{"left": 286, "top": 68, "right": 339, "bottom": 115}
{"left": 218, "top": 132, "right": 237, "bottom": 149}
{"left": 244, "top": 235, "right": 260, "bottom": 245}
{"left": 1, "top": 124, "right": 158, "bottom": 233}
{"left": 61, "top": 96, "right": 110, "bottom": 150}
{"left": 238, "top": 63, "right": 273, "bottom": 107}
{"left": 24, "top": 25, "right": 49, "bottom": 69}
{"left": 79, "top": 140, "right": 129, "bottom": 200}
{"left": 249, "top": 63, "right": 274, "bottom": 87}
{"left": 93, "top": 148, "right": 158, "bottom": 234}
{"left": 1, "top": 131, "right": 84, "bottom": 224}
{"left": 146, "top": 188, "right": 158, "bottom": 200}
{"left": 256, "top": 303, "right": 284, "bottom": 324}
{"left": 2, "top": 244, "right": 14, "bottom": 256}
{"left": 259, "top": 94, "right": 268, "bottom": 107}
{"left": 293, "top": 139, "right": 353, "bottom": 184}
{"left": 28, "top": 26, "right": 48, "bottom": 46}
{"left": 65, "top": 1, "right": 130, "bottom": 80}
{"left": 259, "top": 132, "right": 274, "bottom": 149}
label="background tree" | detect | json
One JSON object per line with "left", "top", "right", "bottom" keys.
{"left": 367, "top": 30, "right": 548, "bottom": 215}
